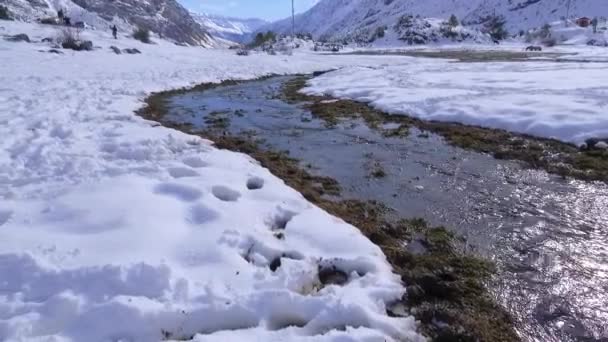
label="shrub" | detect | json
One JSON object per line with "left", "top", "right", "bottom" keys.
{"left": 539, "top": 23, "right": 551, "bottom": 39}
{"left": 0, "top": 5, "right": 11, "bottom": 20}
{"left": 133, "top": 26, "right": 151, "bottom": 44}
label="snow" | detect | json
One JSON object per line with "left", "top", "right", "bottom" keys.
{"left": 303, "top": 52, "right": 608, "bottom": 144}
{"left": 0, "top": 20, "right": 424, "bottom": 342}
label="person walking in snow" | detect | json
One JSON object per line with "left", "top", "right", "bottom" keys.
{"left": 111, "top": 25, "right": 118, "bottom": 39}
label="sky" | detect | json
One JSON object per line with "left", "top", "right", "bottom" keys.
{"left": 179, "top": 0, "right": 320, "bottom": 21}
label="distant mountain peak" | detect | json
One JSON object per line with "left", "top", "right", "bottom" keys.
{"left": 190, "top": 12, "right": 267, "bottom": 43}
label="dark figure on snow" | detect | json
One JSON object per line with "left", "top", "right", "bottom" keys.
{"left": 111, "top": 25, "right": 118, "bottom": 39}
{"left": 58, "top": 9, "right": 64, "bottom": 19}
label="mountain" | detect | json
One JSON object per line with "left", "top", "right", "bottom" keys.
{"left": 3, "top": 0, "right": 213, "bottom": 46}
{"left": 262, "top": 0, "right": 608, "bottom": 42}
{"left": 190, "top": 12, "right": 267, "bottom": 43}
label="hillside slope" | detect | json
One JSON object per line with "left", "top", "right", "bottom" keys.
{"left": 263, "top": 0, "right": 608, "bottom": 42}
{"left": 3, "top": 0, "right": 213, "bottom": 46}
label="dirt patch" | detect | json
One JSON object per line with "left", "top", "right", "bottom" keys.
{"left": 137, "top": 81, "right": 519, "bottom": 341}
{"left": 283, "top": 76, "right": 608, "bottom": 182}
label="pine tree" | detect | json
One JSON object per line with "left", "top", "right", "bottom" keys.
{"left": 484, "top": 15, "right": 508, "bottom": 41}
{"left": 448, "top": 14, "right": 459, "bottom": 27}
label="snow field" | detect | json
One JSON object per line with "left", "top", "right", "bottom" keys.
{"left": 303, "top": 55, "right": 608, "bottom": 144}
{"left": 0, "top": 21, "right": 424, "bottom": 341}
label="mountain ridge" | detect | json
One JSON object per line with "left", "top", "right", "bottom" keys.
{"left": 190, "top": 12, "right": 267, "bottom": 43}
{"left": 261, "top": 0, "right": 608, "bottom": 43}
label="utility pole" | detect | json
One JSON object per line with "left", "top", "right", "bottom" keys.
{"left": 292, "top": 0, "right": 295, "bottom": 40}
{"left": 566, "top": 0, "right": 572, "bottom": 26}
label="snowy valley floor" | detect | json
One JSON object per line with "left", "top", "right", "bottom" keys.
{"left": 2, "top": 19, "right": 608, "bottom": 342}
{"left": 0, "top": 21, "right": 423, "bottom": 342}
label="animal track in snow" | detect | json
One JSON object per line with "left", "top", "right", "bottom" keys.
{"left": 154, "top": 182, "right": 203, "bottom": 202}
{"left": 212, "top": 185, "right": 241, "bottom": 202}
{"left": 246, "top": 176, "right": 265, "bottom": 190}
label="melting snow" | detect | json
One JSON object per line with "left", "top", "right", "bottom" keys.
{"left": 304, "top": 53, "right": 608, "bottom": 144}
{"left": 0, "top": 21, "right": 423, "bottom": 342}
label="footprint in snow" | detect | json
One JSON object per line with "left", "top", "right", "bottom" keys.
{"left": 212, "top": 185, "right": 241, "bottom": 202}
{"left": 246, "top": 176, "right": 265, "bottom": 190}
{"left": 182, "top": 156, "right": 209, "bottom": 168}
{"left": 187, "top": 204, "right": 219, "bottom": 225}
{"left": 154, "top": 182, "right": 203, "bottom": 202}
{"left": 168, "top": 167, "right": 200, "bottom": 179}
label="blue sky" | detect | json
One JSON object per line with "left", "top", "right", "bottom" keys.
{"left": 179, "top": 0, "right": 319, "bottom": 21}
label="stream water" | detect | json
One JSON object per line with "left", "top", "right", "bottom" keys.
{"left": 165, "top": 76, "right": 608, "bottom": 342}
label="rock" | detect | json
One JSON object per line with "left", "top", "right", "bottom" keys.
{"left": 79, "top": 40, "right": 93, "bottom": 51}
{"left": 123, "top": 48, "right": 141, "bottom": 54}
{"left": 62, "top": 40, "right": 94, "bottom": 51}
{"left": 61, "top": 40, "right": 79, "bottom": 50}
{"left": 5, "top": 34, "right": 30, "bottom": 43}
{"left": 48, "top": 49, "right": 63, "bottom": 54}
{"left": 42, "top": 37, "right": 54, "bottom": 43}
{"left": 109, "top": 46, "right": 122, "bottom": 54}
{"left": 269, "top": 257, "right": 281, "bottom": 272}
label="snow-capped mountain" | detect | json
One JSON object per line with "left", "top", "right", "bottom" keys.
{"left": 262, "top": 0, "right": 608, "bottom": 42}
{"left": 3, "top": 0, "right": 213, "bottom": 46}
{"left": 190, "top": 12, "right": 267, "bottom": 43}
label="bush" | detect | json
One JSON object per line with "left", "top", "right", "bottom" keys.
{"left": 0, "top": 5, "right": 11, "bottom": 20}
{"left": 133, "top": 26, "right": 151, "bottom": 44}
{"left": 539, "top": 23, "right": 551, "bottom": 39}
{"left": 249, "top": 31, "right": 277, "bottom": 48}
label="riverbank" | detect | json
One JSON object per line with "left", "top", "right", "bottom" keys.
{"left": 283, "top": 76, "right": 608, "bottom": 183}
{"left": 139, "top": 76, "right": 520, "bottom": 341}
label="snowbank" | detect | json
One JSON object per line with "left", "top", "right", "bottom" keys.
{"left": 0, "top": 21, "right": 424, "bottom": 342}
{"left": 303, "top": 56, "right": 608, "bottom": 144}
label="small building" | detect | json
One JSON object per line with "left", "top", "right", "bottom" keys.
{"left": 576, "top": 17, "right": 592, "bottom": 27}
